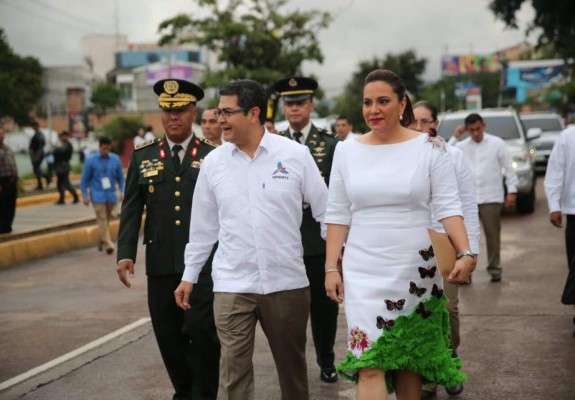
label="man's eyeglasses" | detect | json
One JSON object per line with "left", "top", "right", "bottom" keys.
{"left": 214, "top": 108, "right": 245, "bottom": 119}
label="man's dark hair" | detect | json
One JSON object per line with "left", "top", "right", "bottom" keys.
{"left": 464, "top": 113, "right": 483, "bottom": 126}
{"left": 99, "top": 136, "right": 112, "bottom": 146}
{"left": 31, "top": 121, "right": 39, "bottom": 129}
{"left": 219, "top": 80, "right": 267, "bottom": 124}
{"left": 336, "top": 115, "right": 351, "bottom": 123}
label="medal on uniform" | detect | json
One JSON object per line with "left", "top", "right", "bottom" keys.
{"left": 149, "top": 185, "right": 155, "bottom": 193}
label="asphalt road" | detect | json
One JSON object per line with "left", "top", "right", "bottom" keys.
{"left": 1, "top": 179, "right": 574, "bottom": 399}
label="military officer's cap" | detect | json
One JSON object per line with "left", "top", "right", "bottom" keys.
{"left": 153, "top": 79, "right": 204, "bottom": 110}
{"left": 274, "top": 77, "right": 318, "bottom": 102}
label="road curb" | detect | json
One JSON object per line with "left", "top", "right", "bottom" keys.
{"left": 0, "top": 220, "right": 120, "bottom": 269}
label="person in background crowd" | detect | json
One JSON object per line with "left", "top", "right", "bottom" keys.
{"left": 175, "top": 79, "right": 328, "bottom": 400}
{"left": 201, "top": 107, "right": 223, "bottom": 145}
{"left": 144, "top": 125, "right": 156, "bottom": 141}
{"left": 53, "top": 131, "right": 79, "bottom": 205}
{"left": 117, "top": 79, "right": 220, "bottom": 400}
{"left": 412, "top": 100, "right": 480, "bottom": 398}
{"left": 335, "top": 115, "right": 359, "bottom": 141}
{"left": 449, "top": 113, "right": 518, "bottom": 282}
{"left": 544, "top": 125, "right": 575, "bottom": 335}
{"left": 133, "top": 127, "right": 149, "bottom": 148}
{"left": 80, "top": 136, "right": 124, "bottom": 254}
{"left": 325, "top": 69, "right": 474, "bottom": 399}
{"left": 29, "top": 121, "right": 50, "bottom": 190}
{"left": 264, "top": 118, "right": 277, "bottom": 134}
{"left": 0, "top": 127, "right": 18, "bottom": 234}
{"left": 275, "top": 76, "right": 341, "bottom": 384}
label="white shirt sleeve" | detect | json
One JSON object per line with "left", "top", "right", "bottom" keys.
{"left": 301, "top": 147, "right": 329, "bottom": 239}
{"left": 325, "top": 143, "right": 352, "bottom": 226}
{"left": 451, "top": 149, "right": 481, "bottom": 254}
{"left": 500, "top": 142, "right": 518, "bottom": 194}
{"left": 431, "top": 145, "right": 463, "bottom": 221}
{"left": 544, "top": 133, "right": 566, "bottom": 213}
{"left": 183, "top": 158, "right": 220, "bottom": 283}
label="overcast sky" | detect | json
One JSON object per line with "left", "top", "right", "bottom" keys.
{"left": 0, "top": 0, "right": 537, "bottom": 97}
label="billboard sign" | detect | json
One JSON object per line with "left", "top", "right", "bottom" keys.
{"left": 146, "top": 65, "right": 193, "bottom": 85}
{"left": 442, "top": 54, "right": 501, "bottom": 76}
{"left": 69, "top": 113, "right": 88, "bottom": 139}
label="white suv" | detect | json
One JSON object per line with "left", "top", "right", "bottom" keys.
{"left": 437, "top": 109, "right": 541, "bottom": 214}
{"left": 520, "top": 112, "right": 565, "bottom": 173}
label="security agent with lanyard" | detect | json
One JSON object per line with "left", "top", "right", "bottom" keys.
{"left": 116, "top": 79, "right": 220, "bottom": 400}
{"left": 275, "top": 76, "right": 341, "bottom": 383}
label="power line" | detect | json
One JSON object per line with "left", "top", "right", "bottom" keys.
{"left": 27, "top": 0, "right": 113, "bottom": 29}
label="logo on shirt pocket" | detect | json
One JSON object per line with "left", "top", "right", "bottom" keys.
{"left": 272, "top": 161, "right": 289, "bottom": 180}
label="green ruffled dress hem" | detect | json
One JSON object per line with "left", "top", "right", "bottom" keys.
{"left": 337, "top": 295, "right": 466, "bottom": 394}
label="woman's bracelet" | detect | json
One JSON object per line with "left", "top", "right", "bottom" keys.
{"left": 325, "top": 269, "right": 340, "bottom": 274}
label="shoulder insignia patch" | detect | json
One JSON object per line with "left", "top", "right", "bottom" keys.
{"left": 278, "top": 130, "right": 289, "bottom": 138}
{"left": 199, "top": 137, "right": 218, "bottom": 148}
{"left": 135, "top": 138, "right": 158, "bottom": 150}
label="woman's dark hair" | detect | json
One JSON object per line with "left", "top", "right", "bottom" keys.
{"left": 219, "top": 79, "right": 267, "bottom": 124}
{"left": 413, "top": 100, "right": 438, "bottom": 122}
{"left": 364, "top": 69, "right": 414, "bottom": 127}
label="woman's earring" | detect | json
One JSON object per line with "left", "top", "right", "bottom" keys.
{"left": 399, "top": 115, "right": 403, "bottom": 121}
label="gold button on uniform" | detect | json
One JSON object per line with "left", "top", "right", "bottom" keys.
{"left": 148, "top": 179, "right": 153, "bottom": 183}
{"left": 148, "top": 239, "right": 153, "bottom": 244}
{"left": 175, "top": 177, "right": 181, "bottom": 182}
{"left": 175, "top": 191, "right": 181, "bottom": 197}
{"left": 175, "top": 206, "right": 181, "bottom": 212}
{"left": 175, "top": 220, "right": 181, "bottom": 226}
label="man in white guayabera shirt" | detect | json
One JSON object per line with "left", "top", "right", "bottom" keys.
{"left": 450, "top": 113, "right": 518, "bottom": 283}
{"left": 174, "top": 79, "right": 328, "bottom": 400}
{"left": 544, "top": 126, "right": 575, "bottom": 322}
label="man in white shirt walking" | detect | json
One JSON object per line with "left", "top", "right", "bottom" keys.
{"left": 451, "top": 113, "right": 518, "bottom": 282}
{"left": 544, "top": 126, "right": 575, "bottom": 310}
{"left": 174, "top": 79, "right": 328, "bottom": 400}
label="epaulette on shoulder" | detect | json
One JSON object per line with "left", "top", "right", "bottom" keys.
{"left": 277, "top": 130, "right": 289, "bottom": 138}
{"left": 199, "top": 137, "right": 218, "bottom": 148}
{"left": 134, "top": 138, "right": 159, "bottom": 150}
{"left": 318, "top": 128, "right": 339, "bottom": 140}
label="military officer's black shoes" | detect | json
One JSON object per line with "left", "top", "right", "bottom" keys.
{"left": 490, "top": 272, "right": 502, "bottom": 282}
{"left": 320, "top": 365, "right": 338, "bottom": 383}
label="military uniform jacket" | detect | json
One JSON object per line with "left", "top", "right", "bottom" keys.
{"left": 279, "top": 124, "right": 340, "bottom": 256}
{"left": 117, "top": 135, "right": 217, "bottom": 276}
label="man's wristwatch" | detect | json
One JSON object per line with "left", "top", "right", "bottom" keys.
{"left": 456, "top": 249, "right": 475, "bottom": 260}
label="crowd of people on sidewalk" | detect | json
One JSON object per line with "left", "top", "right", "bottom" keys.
{"left": 1, "top": 70, "right": 574, "bottom": 400}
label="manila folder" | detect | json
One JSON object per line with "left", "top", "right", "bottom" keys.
{"left": 427, "top": 228, "right": 456, "bottom": 276}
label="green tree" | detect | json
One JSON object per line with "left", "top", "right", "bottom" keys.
{"left": 489, "top": 0, "right": 575, "bottom": 63}
{"left": 158, "top": 0, "right": 331, "bottom": 89}
{"left": 91, "top": 83, "right": 120, "bottom": 116}
{"left": 0, "top": 28, "right": 44, "bottom": 125}
{"left": 103, "top": 116, "right": 144, "bottom": 154}
{"left": 333, "top": 50, "right": 427, "bottom": 132}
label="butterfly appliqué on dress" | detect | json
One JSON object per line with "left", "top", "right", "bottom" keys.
{"left": 409, "top": 281, "right": 427, "bottom": 297}
{"left": 424, "top": 130, "right": 446, "bottom": 152}
{"left": 431, "top": 284, "right": 444, "bottom": 299}
{"left": 416, "top": 302, "right": 432, "bottom": 319}
{"left": 418, "top": 266, "right": 437, "bottom": 279}
{"left": 419, "top": 245, "right": 435, "bottom": 261}
{"left": 376, "top": 316, "right": 395, "bottom": 331}
{"left": 384, "top": 299, "right": 405, "bottom": 311}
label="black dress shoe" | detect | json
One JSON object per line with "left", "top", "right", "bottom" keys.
{"left": 320, "top": 365, "right": 338, "bottom": 383}
{"left": 421, "top": 389, "right": 436, "bottom": 399}
{"left": 445, "top": 383, "right": 463, "bottom": 396}
{"left": 490, "top": 272, "right": 502, "bottom": 282}
{"left": 106, "top": 248, "right": 114, "bottom": 255}
{"left": 54, "top": 201, "right": 65, "bottom": 205}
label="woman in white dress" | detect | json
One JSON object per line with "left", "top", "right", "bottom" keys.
{"left": 324, "top": 69, "right": 476, "bottom": 400}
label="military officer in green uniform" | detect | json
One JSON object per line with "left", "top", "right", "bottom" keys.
{"left": 274, "top": 76, "right": 341, "bottom": 383}
{"left": 116, "top": 79, "right": 220, "bottom": 400}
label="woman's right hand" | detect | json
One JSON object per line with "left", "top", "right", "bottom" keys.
{"left": 325, "top": 271, "right": 344, "bottom": 304}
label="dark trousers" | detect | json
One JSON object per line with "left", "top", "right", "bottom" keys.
{"left": 304, "top": 254, "right": 339, "bottom": 368}
{"left": 148, "top": 273, "right": 220, "bottom": 400}
{"left": 56, "top": 172, "right": 78, "bottom": 202}
{"left": 0, "top": 177, "right": 17, "bottom": 234}
{"left": 566, "top": 215, "right": 575, "bottom": 268}
{"left": 30, "top": 155, "right": 48, "bottom": 188}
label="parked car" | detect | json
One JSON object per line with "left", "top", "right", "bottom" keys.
{"left": 437, "top": 108, "right": 541, "bottom": 214}
{"left": 519, "top": 112, "right": 565, "bottom": 173}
